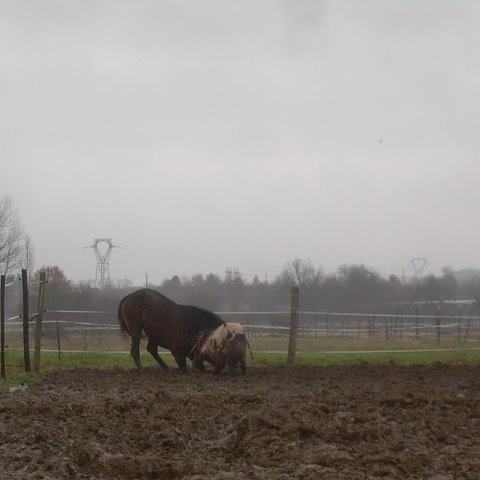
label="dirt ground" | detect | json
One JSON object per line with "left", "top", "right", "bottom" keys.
{"left": 1, "top": 363, "right": 480, "bottom": 480}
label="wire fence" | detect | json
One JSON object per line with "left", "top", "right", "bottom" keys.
{"left": 3, "top": 308, "right": 480, "bottom": 357}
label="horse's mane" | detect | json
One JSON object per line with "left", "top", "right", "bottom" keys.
{"left": 188, "top": 305, "right": 224, "bottom": 327}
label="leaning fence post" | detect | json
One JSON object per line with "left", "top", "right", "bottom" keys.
{"left": 33, "top": 271, "right": 47, "bottom": 373}
{"left": 1, "top": 275, "right": 5, "bottom": 379}
{"left": 22, "top": 269, "right": 31, "bottom": 372}
{"left": 287, "top": 286, "right": 300, "bottom": 366}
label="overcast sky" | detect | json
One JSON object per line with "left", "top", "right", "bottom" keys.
{"left": 1, "top": 1, "right": 479, "bottom": 285}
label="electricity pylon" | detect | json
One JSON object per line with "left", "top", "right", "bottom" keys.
{"left": 86, "top": 238, "right": 117, "bottom": 289}
{"left": 409, "top": 257, "right": 428, "bottom": 277}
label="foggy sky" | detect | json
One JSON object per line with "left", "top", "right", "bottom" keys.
{"left": 1, "top": 1, "right": 480, "bottom": 285}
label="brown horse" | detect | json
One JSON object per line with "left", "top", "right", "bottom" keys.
{"left": 118, "top": 288, "right": 224, "bottom": 372}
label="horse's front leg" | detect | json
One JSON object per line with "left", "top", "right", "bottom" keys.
{"left": 191, "top": 357, "right": 207, "bottom": 373}
{"left": 172, "top": 351, "right": 189, "bottom": 373}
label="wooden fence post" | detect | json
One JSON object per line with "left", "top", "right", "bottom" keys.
{"left": 415, "top": 307, "right": 419, "bottom": 342}
{"left": 287, "top": 286, "right": 300, "bottom": 366}
{"left": 400, "top": 308, "right": 403, "bottom": 340}
{"left": 56, "top": 319, "right": 62, "bottom": 361}
{"left": 1, "top": 275, "right": 5, "bottom": 379}
{"left": 393, "top": 307, "right": 400, "bottom": 336}
{"left": 464, "top": 309, "right": 471, "bottom": 344}
{"left": 457, "top": 306, "right": 462, "bottom": 346}
{"left": 22, "top": 269, "right": 31, "bottom": 372}
{"left": 33, "top": 271, "right": 47, "bottom": 373}
{"left": 436, "top": 307, "right": 441, "bottom": 345}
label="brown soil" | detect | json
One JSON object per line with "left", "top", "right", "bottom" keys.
{"left": 1, "top": 363, "right": 480, "bottom": 479}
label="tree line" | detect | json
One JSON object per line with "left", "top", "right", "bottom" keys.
{"left": 22, "top": 260, "right": 480, "bottom": 317}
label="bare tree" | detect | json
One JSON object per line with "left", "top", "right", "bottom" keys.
{"left": 276, "top": 258, "right": 323, "bottom": 287}
{"left": 0, "top": 195, "right": 26, "bottom": 275}
{"left": 33, "top": 265, "right": 71, "bottom": 291}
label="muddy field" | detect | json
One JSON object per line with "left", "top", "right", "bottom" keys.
{"left": 1, "top": 363, "right": 480, "bottom": 479}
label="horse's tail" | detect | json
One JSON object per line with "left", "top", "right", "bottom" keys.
{"left": 117, "top": 297, "right": 130, "bottom": 341}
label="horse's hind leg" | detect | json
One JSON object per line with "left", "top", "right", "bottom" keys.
{"left": 131, "top": 335, "right": 142, "bottom": 370}
{"left": 147, "top": 341, "right": 169, "bottom": 371}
